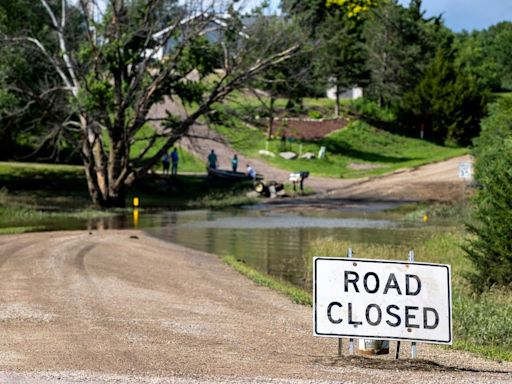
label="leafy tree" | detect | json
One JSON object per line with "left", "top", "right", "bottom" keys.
{"left": 247, "top": 16, "right": 313, "bottom": 138}
{"left": 399, "top": 45, "right": 487, "bottom": 145}
{"left": 1, "top": 0, "right": 297, "bottom": 207}
{"left": 363, "top": 0, "right": 444, "bottom": 107}
{"left": 464, "top": 95, "right": 512, "bottom": 290}
{"left": 316, "top": 11, "right": 368, "bottom": 116}
{"left": 0, "top": 0, "right": 83, "bottom": 160}
{"left": 455, "top": 22, "right": 512, "bottom": 91}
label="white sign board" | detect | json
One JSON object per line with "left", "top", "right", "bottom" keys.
{"left": 458, "top": 162, "right": 473, "bottom": 180}
{"left": 314, "top": 258, "right": 452, "bottom": 344}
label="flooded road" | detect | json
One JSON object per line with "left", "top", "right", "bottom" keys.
{"left": 1, "top": 204, "right": 459, "bottom": 288}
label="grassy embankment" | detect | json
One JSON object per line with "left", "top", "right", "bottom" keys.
{"left": 0, "top": 159, "right": 257, "bottom": 233}
{"left": 211, "top": 95, "right": 468, "bottom": 178}
{"left": 223, "top": 230, "right": 512, "bottom": 362}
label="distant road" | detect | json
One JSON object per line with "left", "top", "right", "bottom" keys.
{"left": 0, "top": 230, "right": 509, "bottom": 383}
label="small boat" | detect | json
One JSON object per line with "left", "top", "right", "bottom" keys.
{"left": 207, "top": 167, "right": 262, "bottom": 181}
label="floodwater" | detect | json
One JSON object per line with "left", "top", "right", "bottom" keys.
{"left": 142, "top": 206, "right": 458, "bottom": 288}
{"left": 2, "top": 203, "right": 458, "bottom": 288}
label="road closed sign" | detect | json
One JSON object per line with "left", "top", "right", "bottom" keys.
{"left": 314, "top": 258, "right": 452, "bottom": 344}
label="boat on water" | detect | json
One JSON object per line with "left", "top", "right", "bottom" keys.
{"left": 207, "top": 167, "right": 262, "bottom": 181}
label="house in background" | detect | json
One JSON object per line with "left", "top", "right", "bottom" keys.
{"left": 326, "top": 85, "right": 363, "bottom": 101}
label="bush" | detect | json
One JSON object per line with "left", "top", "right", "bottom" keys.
{"left": 464, "top": 95, "right": 512, "bottom": 290}
{"left": 307, "top": 110, "right": 323, "bottom": 119}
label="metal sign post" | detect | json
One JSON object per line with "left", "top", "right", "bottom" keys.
{"left": 348, "top": 248, "right": 354, "bottom": 355}
{"left": 409, "top": 250, "right": 417, "bottom": 359}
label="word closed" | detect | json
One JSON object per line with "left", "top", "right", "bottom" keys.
{"left": 314, "top": 258, "right": 452, "bottom": 344}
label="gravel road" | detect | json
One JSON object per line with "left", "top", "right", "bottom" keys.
{"left": 0, "top": 231, "right": 510, "bottom": 383}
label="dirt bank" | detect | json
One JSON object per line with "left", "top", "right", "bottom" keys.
{"left": 0, "top": 231, "right": 509, "bottom": 383}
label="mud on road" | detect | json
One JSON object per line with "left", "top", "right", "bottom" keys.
{"left": 0, "top": 231, "right": 510, "bottom": 383}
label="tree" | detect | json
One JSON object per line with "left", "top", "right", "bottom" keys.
{"left": 399, "top": 45, "right": 487, "bottom": 145}
{"left": 464, "top": 95, "right": 512, "bottom": 290}
{"left": 316, "top": 11, "right": 368, "bottom": 116}
{"left": 363, "top": 0, "right": 444, "bottom": 107}
{"left": 0, "top": 0, "right": 83, "bottom": 160}
{"left": 455, "top": 22, "right": 512, "bottom": 92}
{"left": 1, "top": 0, "right": 298, "bottom": 207}
{"left": 247, "top": 16, "right": 314, "bottom": 138}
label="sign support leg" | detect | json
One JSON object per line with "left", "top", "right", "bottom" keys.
{"left": 338, "top": 338, "right": 342, "bottom": 356}
{"left": 395, "top": 341, "right": 400, "bottom": 359}
{"left": 408, "top": 250, "right": 417, "bottom": 359}
{"left": 347, "top": 247, "right": 354, "bottom": 355}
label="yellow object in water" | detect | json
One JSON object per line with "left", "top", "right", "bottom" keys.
{"left": 423, "top": 214, "right": 429, "bottom": 222}
{"left": 133, "top": 196, "right": 140, "bottom": 207}
{"left": 133, "top": 208, "right": 139, "bottom": 227}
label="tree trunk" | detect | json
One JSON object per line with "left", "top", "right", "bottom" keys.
{"left": 267, "top": 96, "right": 275, "bottom": 140}
{"left": 334, "top": 81, "right": 340, "bottom": 117}
{"left": 80, "top": 116, "right": 127, "bottom": 208}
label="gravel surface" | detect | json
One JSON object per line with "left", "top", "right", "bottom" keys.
{"left": 0, "top": 231, "right": 510, "bottom": 383}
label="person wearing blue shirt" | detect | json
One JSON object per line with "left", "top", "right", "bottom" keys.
{"left": 231, "top": 154, "right": 238, "bottom": 172}
{"left": 162, "top": 153, "right": 170, "bottom": 174}
{"left": 170, "top": 148, "right": 179, "bottom": 176}
{"left": 246, "top": 163, "right": 256, "bottom": 179}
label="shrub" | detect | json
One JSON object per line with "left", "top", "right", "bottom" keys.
{"left": 464, "top": 95, "right": 512, "bottom": 290}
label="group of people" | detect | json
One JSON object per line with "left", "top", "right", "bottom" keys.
{"left": 207, "top": 150, "right": 256, "bottom": 178}
{"left": 161, "top": 148, "right": 179, "bottom": 176}
{"left": 162, "top": 148, "right": 256, "bottom": 179}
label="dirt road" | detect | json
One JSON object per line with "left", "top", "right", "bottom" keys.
{"left": 0, "top": 231, "right": 510, "bottom": 383}
{"left": 179, "top": 122, "right": 472, "bottom": 202}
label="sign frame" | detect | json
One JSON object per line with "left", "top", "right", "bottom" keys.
{"left": 313, "top": 257, "right": 452, "bottom": 345}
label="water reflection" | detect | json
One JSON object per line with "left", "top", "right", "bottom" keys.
{"left": 2, "top": 206, "right": 457, "bottom": 289}
{"left": 143, "top": 209, "right": 453, "bottom": 288}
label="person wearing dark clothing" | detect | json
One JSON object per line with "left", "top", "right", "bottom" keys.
{"left": 207, "top": 150, "right": 218, "bottom": 169}
{"left": 162, "top": 153, "right": 170, "bottom": 174}
{"left": 170, "top": 148, "right": 179, "bottom": 176}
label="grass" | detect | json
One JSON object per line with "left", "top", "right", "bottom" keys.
{"left": 222, "top": 255, "right": 312, "bottom": 306}
{"left": 130, "top": 125, "right": 205, "bottom": 173}
{"left": 211, "top": 101, "right": 468, "bottom": 179}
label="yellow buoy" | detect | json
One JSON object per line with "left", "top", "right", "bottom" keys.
{"left": 133, "top": 196, "right": 140, "bottom": 208}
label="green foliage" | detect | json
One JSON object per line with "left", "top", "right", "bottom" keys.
{"left": 456, "top": 22, "right": 512, "bottom": 91}
{"left": 400, "top": 46, "right": 487, "bottom": 145}
{"left": 465, "top": 96, "right": 512, "bottom": 290}
{"left": 363, "top": 0, "right": 445, "bottom": 107}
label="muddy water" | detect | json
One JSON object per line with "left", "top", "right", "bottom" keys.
{"left": 2, "top": 205, "right": 457, "bottom": 288}
{"left": 142, "top": 207, "right": 456, "bottom": 288}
